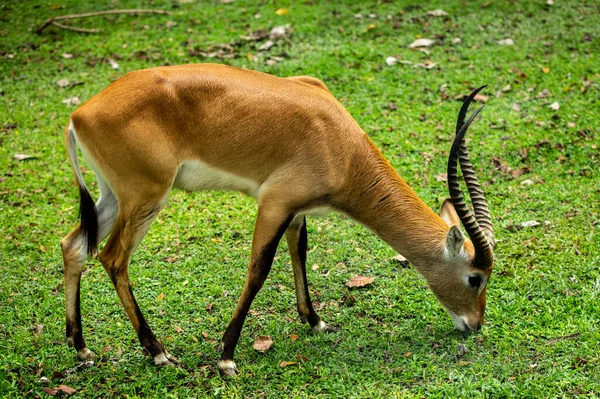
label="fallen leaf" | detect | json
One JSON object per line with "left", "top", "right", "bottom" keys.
{"left": 451, "top": 37, "right": 462, "bottom": 45}
{"left": 174, "top": 326, "right": 183, "bottom": 333}
{"left": 409, "top": 38, "right": 435, "bottom": 48}
{"left": 50, "top": 371, "right": 65, "bottom": 380}
{"left": 392, "top": 254, "right": 410, "bottom": 267}
{"left": 546, "top": 332, "right": 581, "bottom": 345}
{"left": 269, "top": 25, "right": 290, "bottom": 40}
{"left": 412, "top": 61, "right": 436, "bottom": 69}
{"left": 497, "top": 38, "right": 514, "bottom": 46}
{"left": 549, "top": 101, "right": 560, "bottom": 111}
{"left": 220, "top": 0, "right": 235, "bottom": 3}
{"left": 542, "top": 67, "right": 550, "bottom": 73}
{"left": 108, "top": 58, "right": 119, "bottom": 70}
{"left": 258, "top": 40, "right": 275, "bottom": 51}
{"left": 347, "top": 275, "right": 374, "bottom": 288}
{"left": 512, "top": 103, "right": 522, "bottom": 112}
{"left": 14, "top": 153, "right": 35, "bottom": 161}
{"left": 385, "top": 56, "right": 398, "bottom": 66}
{"left": 40, "top": 245, "right": 46, "bottom": 253}
{"left": 502, "top": 84, "right": 511, "bottom": 92}
{"left": 427, "top": 9, "right": 448, "bottom": 17}
{"left": 32, "top": 323, "right": 43, "bottom": 336}
{"left": 280, "top": 361, "right": 296, "bottom": 367}
{"left": 157, "top": 292, "right": 164, "bottom": 301}
{"left": 57, "top": 79, "right": 69, "bottom": 88}
{"left": 62, "top": 53, "right": 73, "bottom": 59}
{"left": 62, "top": 96, "right": 81, "bottom": 106}
{"left": 456, "top": 344, "right": 468, "bottom": 360}
{"left": 535, "top": 89, "right": 552, "bottom": 99}
{"left": 290, "top": 334, "right": 299, "bottom": 341}
{"left": 43, "top": 385, "right": 76, "bottom": 396}
{"left": 253, "top": 335, "right": 273, "bottom": 352}
{"left": 311, "top": 263, "right": 319, "bottom": 271}
{"left": 520, "top": 179, "right": 535, "bottom": 186}
{"left": 474, "top": 93, "right": 489, "bottom": 103}
{"left": 403, "top": 351, "right": 412, "bottom": 357}
{"left": 435, "top": 173, "right": 447, "bottom": 182}
{"left": 546, "top": 0, "right": 554, "bottom": 4}
{"left": 275, "top": 8, "right": 288, "bottom": 16}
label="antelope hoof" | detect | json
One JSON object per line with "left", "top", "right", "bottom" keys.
{"left": 218, "top": 360, "right": 239, "bottom": 377}
{"left": 312, "top": 320, "right": 339, "bottom": 333}
{"left": 77, "top": 347, "right": 96, "bottom": 360}
{"left": 154, "top": 352, "right": 179, "bottom": 368}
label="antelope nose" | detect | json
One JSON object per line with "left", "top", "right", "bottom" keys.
{"left": 475, "top": 322, "right": 482, "bottom": 331}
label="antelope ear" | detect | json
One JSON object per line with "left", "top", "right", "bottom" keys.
{"left": 445, "top": 226, "right": 464, "bottom": 257}
{"left": 440, "top": 198, "right": 460, "bottom": 227}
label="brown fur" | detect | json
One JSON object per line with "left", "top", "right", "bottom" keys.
{"left": 61, "top": 63, "right": 491, "bottom": 374}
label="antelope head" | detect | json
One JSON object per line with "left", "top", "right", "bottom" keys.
{"left": 424, "top": 86, "right": 496, "bottom": 332}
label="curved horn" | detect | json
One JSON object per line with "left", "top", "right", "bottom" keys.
{"left": 447, "top": 89, "right": 494, "bottom": 269}
{"left": 455, "top": 86, "right": 495, "bottom": 248}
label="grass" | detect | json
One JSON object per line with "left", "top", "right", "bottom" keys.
{"left": 1, "top": 0, "right": 599, "bottom": 397}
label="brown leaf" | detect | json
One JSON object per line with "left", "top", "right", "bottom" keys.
{"left": 474, "top": 93, "right": 489, "bottom": 103}
{"left": 156, "top": 292, "right": 164, "bottom": 301}
{"left": 347, "top": 275, "right": 374, "bottom": 288}
{"left": 50, "top": 371, "right": 65, "bottom": 380}
{"left": 32, "top": 323, "right": 43, "bottom": 336}
{"left": 435, "top": 172, "right": 447, "bottom": 182}
{"left": 43, "top": 385, "right": 76, "bottom": 396}
{"left": 456, "top": 344, "right": 468, "bottom": 360}
{"left": 290, "top": 334, "right": 299, "bottom": 341}
{"left": 546, "top": 332, "right": 581, "bottom": 345}
{"left": 535, "top": 89, "right": 552, "bottom": 99}
{"left": 409, "top": 38, "right": 435, "bottom": 48}
{"left": 62, "top": 96, "right": 81, "bottom": 106}
{"left": 280, "top": 361, "right": 296, "bottom": 368}
{"left": 13, "top": 153, "right": 35, "bottom": 161}
{"left": 253, "top": 335, "right": 273, "bottom": 352}
{"left": 403, "top": 351, "right": 412, "bottom": 358}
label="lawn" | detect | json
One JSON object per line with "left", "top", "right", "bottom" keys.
{"left": 1, "top": 0, "right": 599, "bottom": 397}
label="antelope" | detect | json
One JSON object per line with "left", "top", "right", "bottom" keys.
{"left": 60, "top": 63, "right": 495, "bottom": 377}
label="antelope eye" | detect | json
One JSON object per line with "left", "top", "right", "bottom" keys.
{"left": 468, "top": 275, "right": 482, "bottom": 288}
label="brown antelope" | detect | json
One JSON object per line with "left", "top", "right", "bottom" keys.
{"left": 60, "top": 64, "right": 495, "bottom": 377}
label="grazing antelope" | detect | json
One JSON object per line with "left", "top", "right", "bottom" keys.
{"left": 60, "top": 64, "right": 495, "bottom": 377}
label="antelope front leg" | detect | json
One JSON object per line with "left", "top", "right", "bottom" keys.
{"left": 285, "top": 216, "right": 337, "bottom": 333}
{"left": 218, "top": 204, "right": 292, "bottom": 377}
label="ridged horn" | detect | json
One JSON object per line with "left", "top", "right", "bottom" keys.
{"left": 447, "top": 87, "right": 494, "bottom": 269}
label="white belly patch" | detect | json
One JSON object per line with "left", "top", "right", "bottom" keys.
{"left": 173, "top": 160, "right": 261, "bottom": 198}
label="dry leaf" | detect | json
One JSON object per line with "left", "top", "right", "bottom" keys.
{"left": 452, "top": 37, "right": 462, "bottom": 45}
{"left": 290, "top": 334, "right": 299, "bottom": 341}
{"left": 311, "top": 263, "right": 319, "bottom": 271}
{"left": 43, "top": 385, "right": 77, "bottom": 396}
{"left": 108, "top": 58, "right": 119, "bottom": 70}
{"left": 497, "top": 38, "right": 514, "bottom": 46}
{"left": 258, "top": 40, "right": 275, "bottom": 51}
{"left": 57, "top": 79, "right": 69, "bottom": 88}
{"left": 502, "top": 84, "right": 512, "bottom": 92}
{"left": 347, "top": 275, "right": 374, "bottom": 288}
{"left": 220, "top": 0, "right": 235, "bottom": 3}
{"left": 542, "top": 67, "right": 550, "bottom": 73}
{"left": 385, "top": 56, "right": 398, "bottom": 66}
{"left": 409, "top": 38, "right": 435, "bottom": 48}
{"left": 157, "top": 292, "right": 164, "bottom": 301}
{"left": 33, "top": 323, "right": 44, "bottom": 336}
{"left": 413, "top": 61, "right": 436, "bottom": 69}
{"left": 13, "top": 153, "right": 35, "bottom": 161}
{"left": 253, "top": 335, "right": 273, "bottom": 352}
{"left": 512, "top": 103, "right": 522, "bottom": 112}
{"left": 275, "top": 8, "right": 288, "bottom": 16}
{"left": 456, "top": 344, "right": 468, "bottom": 360}
{"left": 427, "top": 9, "right": 448, "bottom": 17}
{"left": 40, "top": 245, "right": 46, "bottom": 253}
{"left": 474, "top": 93, "right": 489, "bottom": 103}
{"left": 549, "top": 101, "right": 560, "bottom": 111}
{"left": 269, "top": 25, "right": 289, "bottom": 40}
{"left": 535, "top": 89, "right": 552, "bottom": 99}
{"left": 546, "top": 332, "right": 580, "bottom": 345}
{"left": 403, "top": 351, "right": 412, "bottom": 357}
{"left": 62, "top": 96, "right": 81, "bottom": 106}
{"left": 62, "top": 53, "right": 73, "bottom": 59}
{"left": 280, "top": 361, "right": 296, "bottom": 367}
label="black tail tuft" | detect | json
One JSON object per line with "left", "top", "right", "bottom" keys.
{"left": 78, "top": 186, "right": 98, "bottom": 254}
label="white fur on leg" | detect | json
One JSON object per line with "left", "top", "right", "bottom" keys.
{"left": 77, "top": 347, "right": 95, "bottom": 360}
{"left": 312, "top": 320, "right": 327, "bottom": 332}
{"left": 218, "top": 360, "right": 238, "bottom": 377}
{"left": 154, "top": 352, "right": 172, "bottom": 367}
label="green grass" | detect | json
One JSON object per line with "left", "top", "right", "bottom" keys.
{"left": 1, "top": 0, "right": 599, "bottom": 397}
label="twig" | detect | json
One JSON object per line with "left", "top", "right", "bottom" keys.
{"left": 36, "top": 9, "right": 170, "bottom": 34}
